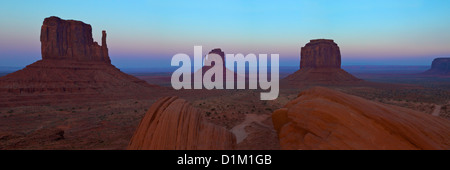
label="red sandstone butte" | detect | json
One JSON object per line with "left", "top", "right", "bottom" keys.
{"left": 41, "top": 16, "right": 110, "bottom": 63}
{"left": 0, "top": 16, "right": 162, "bottom": 107}
{"left": 284, "top": 39, "right": 360, "bottom": 84}
{"left": 300, "top": 39, "right": 341, "bottom": 69}
{"left": 128, "top": 96, "right": 236, "bottom": 150}
{"left": 192, "top": 48, "right": 241, "bottom": 88}
{"left": 272, "top": 87, "right": 450, "bottom": 150}
{"left": 423, "top": 58, "right": 450, "bottom": 75}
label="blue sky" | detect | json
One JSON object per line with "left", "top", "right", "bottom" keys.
{"left": 0, "top": 0, "right": 449, "bottom": 68}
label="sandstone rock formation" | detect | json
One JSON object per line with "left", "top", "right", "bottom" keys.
{"left": 41, "top": 16, "right": 110, "bottom": 63}
{"left": 300, "top": 39, "right": 341, "bottom": 69}
{"left": 193, "top": 48, "right": 241, "bottom": 88}
{"left": 0, "top": 16, "right": 161, "bottom": 107}
{"left": 128, "top": 96, "right": 236, "bottom": 150}
{"left": 200, "top": 48, "right": 227, "bottom": 74}
{"left": 272, "top": 87, "right": 450, "bottom": 150}
{"left": 284, "top": 39, "right": 360, "bottom": 84}
{"left": 423, "top": 58, "right": 450, "bottom": 75}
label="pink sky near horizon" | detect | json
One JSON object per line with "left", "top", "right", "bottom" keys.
{"left": 0, "top": 0, "right": 449, "bottom": 67}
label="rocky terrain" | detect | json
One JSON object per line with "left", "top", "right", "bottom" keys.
{"left": 273, "top": 87, "right": 450, "bottom": 150}
{"left": 128, "top": 96, "right": 236, "bottom": 150}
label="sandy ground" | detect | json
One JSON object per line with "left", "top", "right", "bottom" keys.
{"left": 231, "top": 113, "right": 271, "bottom": 143}
{"left": 432, "top": 105, "right": 442, "bottom": 116}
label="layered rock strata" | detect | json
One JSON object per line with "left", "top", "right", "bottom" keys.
{"left": 128, "top": 96, "right": 236, "bottom": 150}
{"left": 272, "top": 87, "right": 450, "bottom": 150}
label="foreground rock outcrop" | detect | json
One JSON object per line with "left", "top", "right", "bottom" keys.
{"left": 0, "top": 16, "right": 161, "bottom": 107}
{"left": 272, "top": 87, "right": 450, "bottom": 150}
{"left": 128, "top": 96, "right": 236, "bottom": 150}
{"left": 284, "top": 39, "right": 360, "bottom": 84}
{"left": 423, "top": 58, "right": 450, "bottom": 75}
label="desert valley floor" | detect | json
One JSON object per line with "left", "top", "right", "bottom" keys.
{"left": 1, "top": 70, "right": 449, "bottom": 150}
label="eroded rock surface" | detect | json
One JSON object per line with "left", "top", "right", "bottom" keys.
{"left": 272, "top": 87, "right": 450, "bottom": 150}
{"left": 300, "top": 39, "right": 341, "bottom": 69}
{"left": 128, "top": 96, "right": 236, "bottom": 150}
{"left": 41, "top": 16, "right": 110, "bottom": 63}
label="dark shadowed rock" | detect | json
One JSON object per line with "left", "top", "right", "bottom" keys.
{"left": 193, "top": 48, "right": 241, "bottom": 88}
{"left": 41, "top": 16, "right": 111, "bottom": 63}
{"left": 423, "top": 58, "right": 450, "bottom": 75}
{"left": 283, "top": 39, "right": 360, "bottom": 85}
{"left": 300, "top": 39, "right": 341, "bottom": 69}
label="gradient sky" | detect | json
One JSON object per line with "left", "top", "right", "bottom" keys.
{"left": 0, "top": 0, "right": 449, "bottom": 68}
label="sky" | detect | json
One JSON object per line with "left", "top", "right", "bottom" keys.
{"left": 0, "top": 0, "right": 449, "bottom": 68}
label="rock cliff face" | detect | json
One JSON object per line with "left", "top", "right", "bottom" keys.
{"left": 0, "top": 16, "right": 161, "bottom": 107}
{"left": 201, "top": 48, "right": 226, "bottom": 72}
{"left": 272, "top": 87, "right": 450, "bottom": 150}
{"left": 424, "top": 58, "right": 450, "bottom": 75}
{"left": 41, "top": 16, "right": 110, "bottom": 63}
{"left": 300, "top": 39, "right": 341, "bottom": 69}
{"left": 128, "top": 96, "right": 236, "bottom": 150}
{"left": 283, "top": 39, "right": 360, "bottom": 85}
{"left": 193, "top": 48, "right": 240, "bottom": 88}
